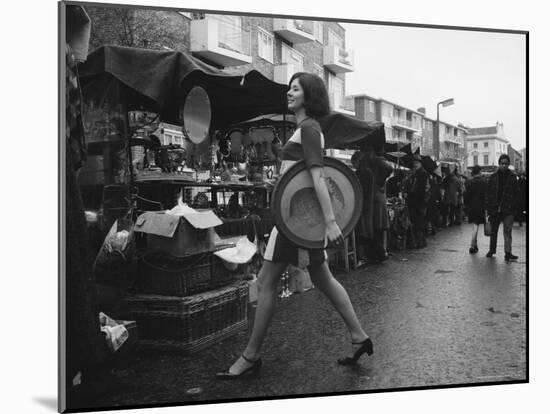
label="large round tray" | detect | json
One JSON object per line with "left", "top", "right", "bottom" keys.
{"left": 271, "top": 156, "right": 363, "bottom": 249}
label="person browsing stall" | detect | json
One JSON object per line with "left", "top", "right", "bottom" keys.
{"left": 404, "top": 154, "right": 429, "bottom": 248}
{"left": 216, "top": 72, "right": 373, "bottom": 379}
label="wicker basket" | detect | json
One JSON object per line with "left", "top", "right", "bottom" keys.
{"left": 138, "top": 251, "right": 234, "bottom": 296}
{"left": 121, "top": 281, "right": 248, "bottom": 354}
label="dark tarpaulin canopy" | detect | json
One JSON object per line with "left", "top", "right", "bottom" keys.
{"left": 319, "top": 112, "right": 386, "bottom": 151}
{"left": 78, "top": 45, "right": 289, "bottom": 128}
{"left": 78, "top": 46, "right": 390, "bottom": 150}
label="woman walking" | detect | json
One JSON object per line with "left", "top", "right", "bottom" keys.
{"left": 464, "top": 165, "right": 486, "bottom": 253}
{"left": 216, "top": 73, "right": 372, "bottom": 378}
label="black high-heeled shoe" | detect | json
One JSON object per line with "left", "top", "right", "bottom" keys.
{"left": 215, "top": 354, "right": 262, "bottom": 379}
{"left": 337, "top": 337, "right": 373, "bottom": 365}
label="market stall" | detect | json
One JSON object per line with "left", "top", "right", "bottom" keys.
{"left": 77, "top": 45, "right": 293, "bottom": 353}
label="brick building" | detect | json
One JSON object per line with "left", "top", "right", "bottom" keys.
{"left": 86, "top": 7, "right": 355, "bottom": 116}
{"left": 437, "top": 121, "right": 468, "bottom": 169}
{"left": 351, "top": 95, "right": 423, "bottom": 150}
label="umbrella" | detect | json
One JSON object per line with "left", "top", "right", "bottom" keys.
{"left": 384, "top": 143, "right": 413, "bottom": 168}
{"left": 234, "top": 113, "right": 296, "bottom": 127}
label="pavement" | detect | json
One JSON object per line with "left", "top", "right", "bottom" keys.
{"left": 70, "top": 223, "right": 527, "bottom": 411}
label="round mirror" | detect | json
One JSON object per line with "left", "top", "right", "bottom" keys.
{"left": 181, "top": 86, "right": 212, "bottom": 145}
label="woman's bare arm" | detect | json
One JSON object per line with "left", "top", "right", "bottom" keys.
{"left": 310, "top": 166, "right": 344, "bottom": 246}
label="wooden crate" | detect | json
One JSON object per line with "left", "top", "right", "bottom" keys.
{"left": 138, "top": 251, "right": 235, "bottom": 296}
{"left": 121, "top": 281, "right": 248, "bottom": 354}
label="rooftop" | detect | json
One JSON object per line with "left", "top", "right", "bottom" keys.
{"left": 350, "top": 94, "right": 424, "bottom": 115}
{"left": 467, "top": 126, "right": 498, "bottom": 136}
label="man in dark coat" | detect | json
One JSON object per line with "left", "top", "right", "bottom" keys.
{"left": 464, "top": 165, "right": 487, "bottom": 253}
{"left": 485, "top": 154, "right": 520, "bottom": 261}
{"left": 404, "top": 155, "right": 429, "bottom": 248}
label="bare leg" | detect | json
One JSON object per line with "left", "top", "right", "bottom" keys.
{"left": 308, "top": 261, "right": 368, "bottom": 343}
{"left": 470, "top": 223, "right": 479, "bottom": 248}
{"left": 225, "top": 260, "right": 287, "bottom": 374}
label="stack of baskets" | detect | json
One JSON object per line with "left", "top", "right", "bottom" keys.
{"left": 121, "top": 247, "right": 249, "bottom": 353}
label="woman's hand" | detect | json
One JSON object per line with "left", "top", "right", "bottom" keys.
{"left": 325, "top": 219, "right": 344, "bottom": 248}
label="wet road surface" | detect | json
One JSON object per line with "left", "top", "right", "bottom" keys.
{"left": 71, "top": 223, "right": 527, "bottom": 410}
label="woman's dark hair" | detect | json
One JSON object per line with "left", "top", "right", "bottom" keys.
{"left": 498, "top": 154, "right": 511, "bottom": 164}
{"left": 288, "top": 72, "right": 331, "bottom": 119}
{"left": 472, "top": 165, "right": 482, "bottom": 175}
{"left": 351, "top": 150, "right": 363, "bottom": 165}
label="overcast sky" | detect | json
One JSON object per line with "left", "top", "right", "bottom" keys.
{"left": 342, "top": 22, "right": 526, "bottom": 150}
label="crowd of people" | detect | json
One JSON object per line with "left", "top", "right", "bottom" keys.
{"left": 353, "top": 150, "right": 527, "bottom": 264}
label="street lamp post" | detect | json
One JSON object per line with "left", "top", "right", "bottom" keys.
{"left": 435, "top": 98, "right": 454, "bottom": 161}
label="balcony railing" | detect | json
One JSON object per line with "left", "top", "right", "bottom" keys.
{"left": 274, "top": 63, "right": 301, "bottom": 85}
{"left": 391, "top": 117, "right": 420, "bottom": 131}
{"left": 273, "top": 19, "right": 315, "bottom": 44}
{"left": 323, "top": 45, "right": 354, "bottom": 74}
{"left": 329, "top": 93, "right": 355, "bottom": 116}
{"left": 190, "top": 17, "right": 252, "bottom": 67}
{"left": 442, "top": 134, "right": 463, "bottom": 145}
{"left": 394, "top": 118, "right": 412, "bottom": 128}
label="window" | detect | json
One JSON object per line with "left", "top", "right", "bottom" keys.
{"left": 327, "top": 73, "right": 344, "bottom": 110}
{"left": 281, "top": 43, "right": 304, "bottom": 72}
{"left": 392, "top": 129, "right": 399, "bottom": 140}
{"left": 212, "top": 15, "right": 243, "bottom": 53}
{"left": 484, "top": 142, "right": 488, "bottom": 148}
{"left": 473, "top": 155, "right": 478, "bottom": 165}
{"left": 327, "top": 28, "right": 344, "bottom": 48}
{"left": 257, "top": 28, "right": 273, "bottom": 63}
{"left": 473, "top": 142, "right": 478, "bottom": 149}
{"left": 483, "top": 155, "right": 489, "bottom": 165}
{"left": 313, "top": 21, "right": 323, "bottom": 42}
{"left": 445, "top": 126, "right": 451, "bottom": 134}
{"left": 369, "top": 101, "right": 375, "bottom": 113}
{"left": 313, "top": 63, "right": 324, "bottom": 79}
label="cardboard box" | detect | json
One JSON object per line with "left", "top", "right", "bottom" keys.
{"left": 135, "top": 210, "right": 222, "bottom": 257}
